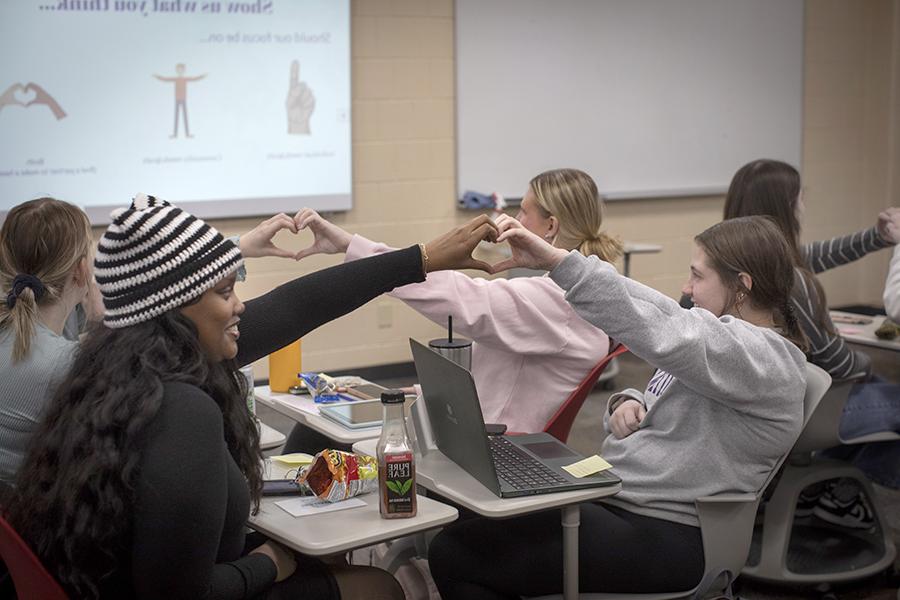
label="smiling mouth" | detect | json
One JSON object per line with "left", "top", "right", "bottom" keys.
{"left": 226, "top": 322, "right": 240, "bottom": 339}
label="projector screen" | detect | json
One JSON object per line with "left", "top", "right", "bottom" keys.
{"left": 0, "top": 0, "right": 351, "bottom": 223}
{"left": 456, "top": 0, "right": 804, "bottom": 201}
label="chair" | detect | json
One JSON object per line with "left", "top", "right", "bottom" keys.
{"left": 529, "top": 362, "right": 832, "bottom": 600}
{"left": 544, "top": 344, "right": 630, "bottom": 443}
{"left": 0, "top": 514, "right": 68, "bottom": 600}
{"left": 504, "top": 345, "right": 630, "bottom": 443}
{"left": 742, "top": 373, "right": 899, "bottom": 585}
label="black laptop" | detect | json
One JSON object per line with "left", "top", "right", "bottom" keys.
{"left": 410, "top": 339, "right": 620, "bottom": 498}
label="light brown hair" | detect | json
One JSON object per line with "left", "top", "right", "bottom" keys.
{"left": 529, "top": 168, "right": 623, "bottom": 262}
{"left": 695, "top": 216, "right": 809, "bottom": 352}
{"left": 0, "top": 198, "right": 92, "bottom": 361}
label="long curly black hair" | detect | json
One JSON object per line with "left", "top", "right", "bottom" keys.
{"left": 7, "top": 310, "right": 262, "bottom": 598}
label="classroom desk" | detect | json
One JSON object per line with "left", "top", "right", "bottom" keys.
{"left": 831, "top": 311, "right": 900, "bottom": 352}
{"left": 258, "top": 422, "right": 286, "bottom": 450}
{"left": 622, "top": 242, "right": 662, "bottom": 278}
{"left": 248, "top": 462, "right": 458, "bottom": 557}
{"left": 254, "top": 385, "right": 382, "bottom": 445}
{"left": 353, "top": 439, "right": 621, "bottom": 600}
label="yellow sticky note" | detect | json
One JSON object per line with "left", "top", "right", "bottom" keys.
{"left": 270, "top": 453, "right": 315, "bottom": 466}
{"left": 562, "top": 455, "right": 612, "bottom": 478}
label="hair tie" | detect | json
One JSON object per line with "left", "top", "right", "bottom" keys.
{"left": 5, "top": 274, "right": 46, "bottom": 309}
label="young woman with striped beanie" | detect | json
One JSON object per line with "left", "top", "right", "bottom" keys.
{"left": 8, "top": 193, "right": 497, "bottom": 600}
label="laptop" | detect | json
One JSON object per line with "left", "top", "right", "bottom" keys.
{"left": 410, "top": 339, "right": 620, "bottom": 498}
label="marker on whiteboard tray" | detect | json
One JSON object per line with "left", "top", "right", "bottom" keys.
{"left": 458, "top": 190, "right": 495, "bottom": 210}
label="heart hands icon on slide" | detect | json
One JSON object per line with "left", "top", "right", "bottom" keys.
{"left": 13, "top": 86, "right": 36, "bottom": 106}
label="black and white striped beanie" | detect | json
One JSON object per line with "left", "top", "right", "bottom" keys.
{"left": 95, "top": 193, "right": 244, "bottom": 328}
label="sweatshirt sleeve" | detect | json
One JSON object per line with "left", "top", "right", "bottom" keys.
{"left": 549, "top": 251, "right": 802, "bottom": 414}
{"left": 801, "top": 227, "right": 892, "bottom": 274}
{"left": 235, "top": 245, "right": 424, "bottom": 366}
{"left": 884, "top": 245, "right": 900, "bottom": 323}
{"left": 131, "top": 384, "right": 277, "bottom": 600}
{"left": 346, "top": 235, "right": 597, "bottom": 356}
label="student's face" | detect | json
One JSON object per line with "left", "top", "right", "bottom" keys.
{"left": 516, "top": 189, "right": 555, "bottom": 241}
{"left": 180, "top": 274, "right": 245, "bottom": 362}
{"left": 682, "top": 245, "right": 731, "bottom": 317}
{"left": 794, "top": 188, "right": 805, "bottom": 224}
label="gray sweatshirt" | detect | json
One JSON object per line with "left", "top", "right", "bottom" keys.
{"left": 550, "top": 252, "right": 807, "bottom": 527}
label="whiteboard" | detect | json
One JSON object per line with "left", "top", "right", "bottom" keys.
{"left": 456, "top": 0, "right": 804, "bottom": 200}
{"left": 0, "top": 0, "right": 351, "bottom": 224}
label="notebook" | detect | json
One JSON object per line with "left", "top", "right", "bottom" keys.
{"left": 410, "top": 339, "right": 620, "bottom": 498}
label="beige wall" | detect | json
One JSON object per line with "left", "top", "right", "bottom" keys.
{"left": 211, "top": 0, "right": 900, "bottom": 377}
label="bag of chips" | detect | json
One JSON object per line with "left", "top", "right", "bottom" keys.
{"left": 298, "top": 449, "right": 378, "bottom": 502}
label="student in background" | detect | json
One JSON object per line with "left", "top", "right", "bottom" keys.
{"left": 8, "top": 194, "right": 496, "bottom": 599}
{"left": 427, "top": 216, "right": 808, "bottom": 598}
{"left": 284, "top": 168, "right": 621, "bottom": 453}
{"left": 0, "top": 199, "right": 97, "bottom": 486}
{"left": 720, "top": 159, "right": 900, "bottom": 527}
{"left": 721, "top": 159, "right": 900, "bottom": 379}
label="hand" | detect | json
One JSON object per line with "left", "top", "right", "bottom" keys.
{"left": 250, "top": 541, "right": 297, "bottom": 582}
{"left": 609, "top": 399, "right": 646, "bottom": 440}
{"left": 239, "top": 213, "right": 298, "bottom": 259}
{"left": 876, "top": 207, "right": 900, "bottom": 244}
{"left": 492, "top": 222, "right": 568, "bottom": 272}
{"left": 0, "top": 83, "right": 24, "bottom": 109}
{"left": 293, "top": 208, "right": 353, "bottom": 259}
{"left": 24, "top": 83, "right": 66, "bottom": 119}
{"left": 423, "top": 215, "right": 498, "bottom": 273}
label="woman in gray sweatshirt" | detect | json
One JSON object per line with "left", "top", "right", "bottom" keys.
{"left": 428, "top": 216, "right": 809, "bottom": 598}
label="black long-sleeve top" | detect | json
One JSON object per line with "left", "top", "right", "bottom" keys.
{"left": 103, "top": 247, "right": 425, "bottom": 599}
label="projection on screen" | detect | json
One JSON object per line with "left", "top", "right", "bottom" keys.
{"left": 0, "top": 0, "right": 351, "bottom": 223}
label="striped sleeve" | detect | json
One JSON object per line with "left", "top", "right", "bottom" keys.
{"left": 801, "top": 227, "right": 892, "bottom": 274}
{"left": 792, "top": 272, "right": 860, "bottom": 379}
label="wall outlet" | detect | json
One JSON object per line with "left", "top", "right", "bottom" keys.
{"left": 377, "top": 303, "right": 393, "bottom": 329}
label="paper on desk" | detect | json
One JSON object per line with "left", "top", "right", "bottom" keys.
{"left": 275, "top": 496, "right": 366, "bottom": 517}
{"left": 270, "top": 453, "right": 315, "bottom": 466}
{"left": 562, "top": 455, "right": 612, "bottom": 478}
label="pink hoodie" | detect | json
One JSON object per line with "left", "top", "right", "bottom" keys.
{"left": 346, "top": 235, "right": 611, "bottom": 432}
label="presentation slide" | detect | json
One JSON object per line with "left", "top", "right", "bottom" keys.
{"left": 0, "top": 0, "right": 351, "bottom": 223}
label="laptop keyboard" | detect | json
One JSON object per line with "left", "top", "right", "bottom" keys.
{"left": 488, "top": 436, "right": 569, "bottom": 490}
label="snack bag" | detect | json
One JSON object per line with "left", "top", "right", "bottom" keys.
{"left": 299, "top": 449, "right": 378, "bottom": 502}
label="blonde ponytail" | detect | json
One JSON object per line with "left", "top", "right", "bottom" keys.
{"left": 529, "top": 168, "right": 621, "bottom": 263}
{"left": 0, "top": 198, "right": 92, "bottom": 363}
{"left": 577, "top": 231, "right": 623, "bottom": 263}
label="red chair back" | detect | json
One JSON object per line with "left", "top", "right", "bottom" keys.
{"left": 543, "top": 344, "right": 629, "bottom": 443}
{"left": 0, "top": 515, "right": 68, "bottom": 600}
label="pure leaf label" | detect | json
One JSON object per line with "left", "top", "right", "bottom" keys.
{"left": 399, "top": 479, "right": 413, "bottom": 495}
{"left": 385, "top": 480, "right": 401, "bottom": 494}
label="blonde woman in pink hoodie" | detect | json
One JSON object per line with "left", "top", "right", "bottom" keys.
{"left": 283, "top": 168, "right": 621, "bottom": 453}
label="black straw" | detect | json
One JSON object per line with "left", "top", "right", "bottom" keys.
{"left": 448, "top": 315, "right": 453, "bottom": 343}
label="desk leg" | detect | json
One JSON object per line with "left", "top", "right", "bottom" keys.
{"left": 561, "top": 504, "right": 580, "bottom": 600}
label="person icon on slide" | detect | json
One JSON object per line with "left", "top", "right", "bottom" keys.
{"left": 154, "top": 64, "right": 206, "bottom": 138}
{"left": 286, "top": 60, "right": 315, "bottom": 135}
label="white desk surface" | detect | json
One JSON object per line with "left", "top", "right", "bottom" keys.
{"left": 249, "top": 463, "right": 457, "bottom": 557}
{"left": 353, "top": 439, "right": 621, "bottom": 518}
{"left": 258, "top": 422, "right": 286, "bottom": 450}
{"left": 254, "top": 386, "right": 382, "bottom": 444}
{"left": 831, "top": 311, "right": 900, "bottom": 352}
{"left": 622, "top": 242, "right": 663, "bottom": 255}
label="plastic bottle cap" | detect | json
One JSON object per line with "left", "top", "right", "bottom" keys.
{"left": 380, "top": 389, "right": 405, "bottom": 404}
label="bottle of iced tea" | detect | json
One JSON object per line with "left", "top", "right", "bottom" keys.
{"left": 376, "top": 390, "right": 417, "bottom": 519}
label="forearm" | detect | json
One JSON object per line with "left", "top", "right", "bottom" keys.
{"left": 347, "top": 236, "right": 575, "bottom": 354}
{"left": 236, "top": 246, "right": 424, "bottom": 365}
{"left": 802, "top": 227, "right": 891, "bottom": 273}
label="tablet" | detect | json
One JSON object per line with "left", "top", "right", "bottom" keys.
{"left": 319, "top": 400, "right": 384, "bottom": 429}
